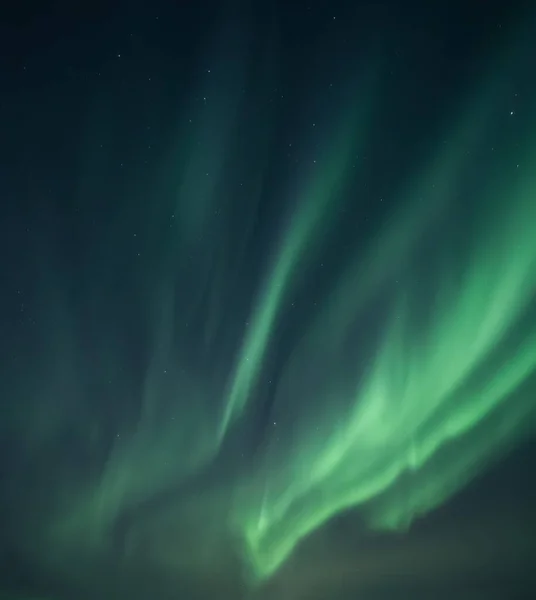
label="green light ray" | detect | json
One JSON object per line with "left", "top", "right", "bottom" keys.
{"left": 218, "top": 74, "right": 376, "bottom": 441}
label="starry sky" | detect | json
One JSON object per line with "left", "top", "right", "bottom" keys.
{"left": 1, "top": 1, "right": 536, "bottom": 599}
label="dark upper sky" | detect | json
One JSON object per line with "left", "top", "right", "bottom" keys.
{"left": 1, "top": 1, "right": 536, "bottom": 599}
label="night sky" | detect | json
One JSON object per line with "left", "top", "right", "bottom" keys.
{"left": 1, "top": 1, "right": 536, "bottom": 598}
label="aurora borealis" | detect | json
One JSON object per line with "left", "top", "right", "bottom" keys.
{"left": 1, "top": 1, "right": 536, "bottom": 598}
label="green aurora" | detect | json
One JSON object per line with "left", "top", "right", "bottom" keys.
{"left": 2, "top": 7, "right": 536, "bottom": 599}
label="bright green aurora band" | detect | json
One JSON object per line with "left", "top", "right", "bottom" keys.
{"left": 7, "top": 13, "right": 536, "bottom": 594}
